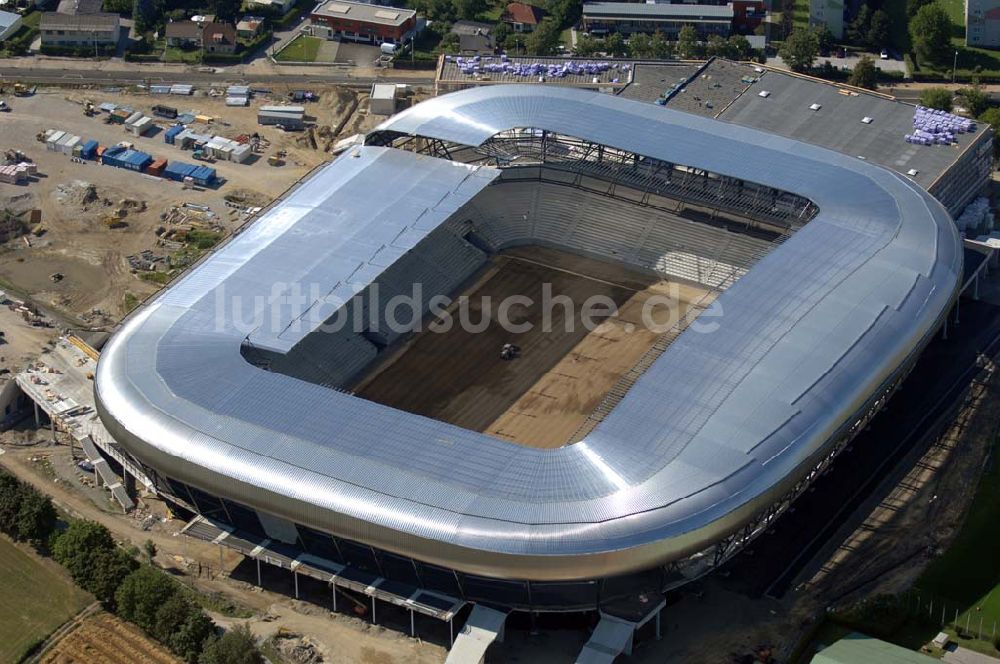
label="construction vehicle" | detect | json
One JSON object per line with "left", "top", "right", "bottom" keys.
{"left": 13, "top": 83, "right": 35, "bottom": 97}
{"left": 0, "top": 100, "right": 9, "bottom": 112}
{"left": 4, "top": 149, "right": 27, "bottom": 164}
{"left": 83, "top": 101, "right": 96, "bottom": 117}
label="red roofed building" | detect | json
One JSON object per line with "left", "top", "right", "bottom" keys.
{"left": 202, "top": 22, "right": 237, "bottom": 53}
{"left": 502, "top": 2, "right": 547, "bottom": 31}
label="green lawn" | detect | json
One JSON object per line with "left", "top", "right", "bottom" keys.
{"left": 906, "top": 0, "right": 1000, "bottom": 78}
{"left": 163, "top": 46, "right": 202, "bottom": 63}
{"left": 274, "top": 34, "right": 321, "bottom": 62}
{"left": 914, "top": 431, "right": 1000, "bottom": 647}
{"left": 0, "top": 537, "right": 91, "bottom": 662}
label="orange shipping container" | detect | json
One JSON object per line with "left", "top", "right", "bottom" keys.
{"left": 146, "top": 157, "right": 168, "bottom": 176}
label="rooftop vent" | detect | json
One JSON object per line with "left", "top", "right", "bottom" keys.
{"left": 907, "top": 168, "right": 919, "bottom": 176}
{"left": 758, "top": 90, "right": 770, "bottom": 98}
{"left": 862, "top": 116, "right": 873, "bottom": 124}
{"left": 809, "top": 103, "right": 822, "bottom": 111}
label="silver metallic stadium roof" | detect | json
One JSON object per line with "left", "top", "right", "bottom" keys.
{"left": 96, "top": 86, "right": 961, "bottom": 581}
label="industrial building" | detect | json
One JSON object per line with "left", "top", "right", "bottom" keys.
{"left": 581, "top": 2, "right": 734, "bottom": 38}
{"left": 309, "top": 0, "right": 417, "bottom": 45}
{"left": 0, "top": 10, "right": 22, "bottom": 42}
{"left": 258, "top": 105, "right": 305, "bottom": 129}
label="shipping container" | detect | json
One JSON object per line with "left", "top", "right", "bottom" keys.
{"left": 189, "top": 165, "right": 216, "bottom": 186}
{"left": 129, "top": 117, "right": 154, "bottom": 137}
{"left": 232, "top": 143, "right": 253, "bottom": 163}
{"left": 225, "top": 96, "right": 249, "bottom": 107}
{"left": 146, "top": 157, "right": 167, "bottom": 177}
{"left": 226, "top": 85, "right": 250, "bottom": 97}
{"left": 164, "top": 124, "right": 186, "bottom": 145}
{"left": 163, "top": 161, "right": 197, "bottom": 181}
{"left": 124, "top": 111, "right": 143, "bottom": 126}
{"left": 150, "top": 85, "right": 171, "bottom": 95}
{"left": 152, "top": 104, "right": 178, "bottom": 119}
{"left": 80, "top": 140, "right": 99, "bottom": 159}
{"left": 170, "top": 84, "right": 194, "bottom": 96}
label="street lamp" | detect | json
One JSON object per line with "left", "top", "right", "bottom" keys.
{"left": 952, "top": 49, "right": 958, "bottom": 83}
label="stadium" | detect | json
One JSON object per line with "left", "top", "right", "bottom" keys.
{"left": 94, "top": 85, "right": 963, "bottom": 627}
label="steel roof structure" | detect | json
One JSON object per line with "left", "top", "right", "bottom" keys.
{"left": 96, "top": 86, "right": 961, "bottom": 583}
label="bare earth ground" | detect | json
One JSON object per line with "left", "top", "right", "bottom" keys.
{"left": 41, "top": 611, "right": 180, "bottom": 664}
{"left": 0, "top": 85, "right": 386, "bottom": 326}
{"left": 356, "top": 246, "right": 712, "bottom": 448}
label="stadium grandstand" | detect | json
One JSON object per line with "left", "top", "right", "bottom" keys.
{"left": 94, "top": 85, "right": 971, "bottom": 656}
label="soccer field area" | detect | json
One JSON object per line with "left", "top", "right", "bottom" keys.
{"left": 916, "top": 432, "right": 1000, "bottom": 638}
{"left": 0, "top": 536, "right": 91, "bottom": 662}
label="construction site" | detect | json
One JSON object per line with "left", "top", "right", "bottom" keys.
{"left": 0, "top": 83, "right": 402, "bottom": 325}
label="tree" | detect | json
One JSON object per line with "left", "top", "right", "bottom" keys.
{"left": 524, "top": 18, "right": 561, "bottom": 55}
{"left": 849, "top": 55, "right": 879, "bottom": 89}
{"left": 649, "top": 31, "right": 672, "bottom": 59}
{"left": 171, "top": 609, "right": 216, "bottom": 664}
{"left": 209, "top": 0, "right": 241, "bottom": 22}
{"left": 705, "top": 33, "right": 729, "bottom": 57}
{"left": 907, "top": 0, "right": 933, "bottom": 16}
{"left": 779, "top": 28, "right": 819, "bottom": 72}
{"left": 438, "top": 32, "right": 460, "bottom": 53}
{"left": 728, "top": 34, "right": 752, "bottom": 60}
{"left": 89, "top": 548, "right": 140, "bottom": 607}
{"left": 0, "top": 471, "right": 22, "bottom": 535}
{"left": 52, "top": 520, "right": 137, "bottom": 606}
{"left": 960, "top": 79, "right": 989, "bottom": 117}
{"left": 868, "top": 9, "right": 890, "bottom": 48}
{"left": 812, "top": 24, "right": 835, "bottom": 54}
{"left": 605, "top": 32, "right": 627, "bottom": 57}
{"left": 574, "top": 33, "right": 600, "bottom": 56}
{"left": 920, "top": 87, "right": 954, "bottom": 111}
{"left": 910, "top": 3, "right": 952, "bottom": 66}
{"left": 453, "top": 0, "right": 486, "bottom": 20}
{"left": 199, "top": 624, "right": 264, "bottom": 664}
{"left": 116, "top": 565, "right": 180, "bottom": 632}
{"left": 676, "top": 25, "right": 699, "bottom": 59}
{"left": 626, "top": 32, "right": 650, "bottom": 57}
{"left": 16, "top": 488, "right": 56, "bottom": 544}
{"left": 848, "top": 4, "right": 873, "bottom": 45}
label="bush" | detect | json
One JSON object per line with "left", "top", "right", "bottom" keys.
{"left": 52, "top": 519, "right": 138, "bottom": 606}
{"left": 40, "top": 43, "right": 115, "bottom": 57}
{"left": 199, "top": 624, "right": 264, "bottom": 664}
{"left": 0, "top": 469, "right": 57, "bottom": 545}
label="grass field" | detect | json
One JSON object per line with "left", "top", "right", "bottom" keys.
{"left": 274, "top": 34, "right": 321, "bottom": 62}
{"left": 0, "top": 537, "right": 91, "bottom": 663}
{"left": 914, "top": 430, "right": 1000, "bottom": 631}
{"left": 900, "top": 0, "right": 1000, "bottom": 78}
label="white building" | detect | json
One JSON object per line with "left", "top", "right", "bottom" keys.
{"left": 808, "top": 0, "right": 844, "bottom": 40}
{"left": 966, "top": 0, "right": 1000, "bottom": 48}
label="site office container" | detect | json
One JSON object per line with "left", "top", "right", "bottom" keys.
{"left": 146, "top": 157, "right": 168, "bottom": 177}
{"left": 164, "top": 124, "right": 186, "bottom": 144}
{"left": 153, "top": 104, "right": 178, "bottom": 119}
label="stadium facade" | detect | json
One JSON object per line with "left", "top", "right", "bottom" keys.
{"left": 95, "top": 85, "right": 964, "bottom": 611}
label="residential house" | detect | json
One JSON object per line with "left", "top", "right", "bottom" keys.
{"left": 202, "top": 21, "right": 237, "bottom": 53}
{"left": 450, "top": 19, "right": 494, "bottom": 54}
{"left": 236, "top": 15, "right": 264, "bottom": 38}
{"left": 502, "top": 2, "right": 546, "bottom": 32}
{"left": 246, "top": 0, "right": 296, "bottom": 14}
{"left": 809, "top": 0, "right": 844, "bottom": 39}
{"left": 164, "top": 20, "right": 202, "bottom": 47}
{"left": 39, "top": 11, "right": 119, "bottom": 47}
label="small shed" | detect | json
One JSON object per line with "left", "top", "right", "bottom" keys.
{"left": 369, "top": 83, "right": 398, "bottom": 116}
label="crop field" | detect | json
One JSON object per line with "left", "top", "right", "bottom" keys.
{"left": 41, "top": 611, "right": 181, "bottom": 664}
{"left": 0, "top": 536, "right": 91, "bottom": 662}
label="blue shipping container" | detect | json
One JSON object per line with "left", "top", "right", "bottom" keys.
{"left": 190, "top": 166, "right": 216, "bottom": 185}
{"left": 164, "top": 161, "right": 197, "bottom": 181}
{"left": 80, "top": 140, "right": 99, "bottom": 160}
{"left": 164, "top": 125, "right": 185, "bottom": 145}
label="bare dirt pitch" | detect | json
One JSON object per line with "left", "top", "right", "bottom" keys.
{"left": 355, "top": 246, "right": 713, "bottom": 448}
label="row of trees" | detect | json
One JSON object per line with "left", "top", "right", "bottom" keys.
{"left": 574, "top": 30, "right": 757, "bottom": 62}
{"left": 0, "top": 467, "right": 262, "bottom": 664}
{"left": 50, "top": 518, "right": 265, "bottom": 664}
{"left": 0, "top": 468, "right": 56, "bottom": 544}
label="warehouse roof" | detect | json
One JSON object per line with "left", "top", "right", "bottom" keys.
{"left": 97, "top": 86, "right": 961, "bottom": 581}
{"left": 0, "top": 9, "right": 19, "bottom": 30}
{"left": 311, "top": 0, "right": 415, "bottom": 27}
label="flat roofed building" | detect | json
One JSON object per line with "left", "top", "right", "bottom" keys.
{"left": 582, "top": 2, "right": 734, "bottom": 37}
{"left": 40, "top": 11, "right": 119, "bottom": 46}
{"left": 310, "top": 0, "right": 417, "bottom": 44}
{"left": 810, "top": 634, "right": 937, "bottom": 664}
